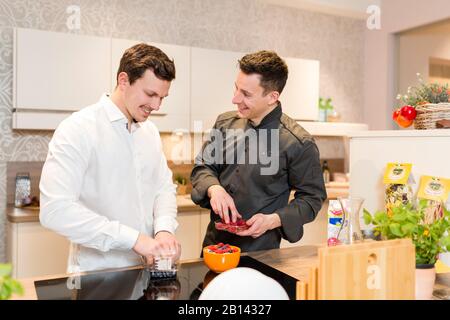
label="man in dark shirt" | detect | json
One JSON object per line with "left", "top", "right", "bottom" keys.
{"left": 190, "top": 50, "right": 327, "bottom": 252}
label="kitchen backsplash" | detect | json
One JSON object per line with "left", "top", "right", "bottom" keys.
{"left": 0, "top": 0, "right": 364, "bottom": 262}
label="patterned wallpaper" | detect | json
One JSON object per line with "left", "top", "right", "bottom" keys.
{"left": 0, "top": 0, "right": 365, "bottom": 262}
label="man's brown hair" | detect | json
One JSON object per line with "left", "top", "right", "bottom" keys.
{"left": 238, "top": 50, "right": 288, "bottom": 95}
{"left": 116, "top": 43, "right": 176, "bottom": 85}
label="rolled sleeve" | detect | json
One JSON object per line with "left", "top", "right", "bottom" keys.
{"left": 190, "top": 123, "right": 223, "bottom": 208}
{"left": 277, "top": 141, "right": 327, "bottom": 243}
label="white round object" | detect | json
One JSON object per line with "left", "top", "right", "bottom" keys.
{"left": 199, "top": 267, "right": 289, "bottom": 300}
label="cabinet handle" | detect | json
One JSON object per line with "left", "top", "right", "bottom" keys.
{"left": 13, "top": 108, "right": 78, "bottom": 113}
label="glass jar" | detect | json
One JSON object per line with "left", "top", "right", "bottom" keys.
{"left": 337, "top": 197, "right": 364, "bottom": 245}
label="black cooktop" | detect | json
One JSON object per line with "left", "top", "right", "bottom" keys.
{"left": 34, "top": 256, "right": 298, "bottom": 300}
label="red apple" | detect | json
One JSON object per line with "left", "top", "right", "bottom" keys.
{"left": 400, "top": 105, "right": 417, "bottom": 121}
{"left": 392, "top": 109, "right": 401, "bottom": 120}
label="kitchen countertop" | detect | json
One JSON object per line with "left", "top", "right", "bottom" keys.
{"left": 12, "top": 245, "right": 320, "bottom": 300}
{"left": 6, "top": 183, "right": 349, "bottom": 223}
{"left": 11, "top": 244, "right": 450, "bottom": 300}
{"left": 5, "top": 195, "right": 203, "bottom": 223}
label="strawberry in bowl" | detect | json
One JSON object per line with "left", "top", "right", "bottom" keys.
{"left": 203, "top": 243, "right": 241, "bottom": 273}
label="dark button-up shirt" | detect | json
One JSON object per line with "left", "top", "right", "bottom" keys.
{"left": 191, "top": 104, "right": 327, "bottom": 253}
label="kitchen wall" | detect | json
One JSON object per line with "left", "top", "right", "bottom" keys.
{"left": 0, "top": 0, "right": 365, "bottom": 262}
{"left": 398, "top": 21, "right": 450, "bottom": 95}
{"left": 364, "top": 0, "right": 450, "bottom": 130}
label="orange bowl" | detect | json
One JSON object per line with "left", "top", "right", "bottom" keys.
{"left": 203, "top": 245, "right": 241, "bottom": 273}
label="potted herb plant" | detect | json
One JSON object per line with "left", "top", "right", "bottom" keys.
{"left": 174, "top": 174, "right": 188, "bottom": 195}
{"left": 0, "top": 264, "right": 24, "bottom": 300}
{"left": 363, "top": 200, "right": 450, "bottom": 299}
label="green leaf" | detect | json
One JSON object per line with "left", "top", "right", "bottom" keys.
{"left": 363, "top": 209, "right": 372, "bottom": 225}
{"left": 392, "top": 211, "right": 407, "bottom": 222}
{"left": 8, "top": 279, "right": 24, "bottom": 296}
{"left": 389, "top": 223, "right": 404, "bottom": 237}
{"left": 441, "top": 235, "right": 450, "bottom": 248}
{"left": 401, "top": 223, "right": 415, "bottom": 235}
{"left": 0, "top": 264, "right": 12, "bottom": 277}
{"left": 374, "top": 211, "right": 388, "bottom": 224}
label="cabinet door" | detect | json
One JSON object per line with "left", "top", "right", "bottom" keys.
{"left": 280, "top": 203, "right": 328, "bottom": 248}
{"left": 16, "top": 222, "right": 70, "bottom": 278}
{"left": 14, "top": 28, "right": 111, "bottom": 112}
{"left": 175, "top": 211, "right": 202, "bottom": 261}
{"left": 111, "top": 38, "right": 190, "bottom": 132}
{"left": 199, "top": 209, "right": 211, "bottom": 247}
{"left": 281, "top": 57, "right": 320, "bottom": 121}
{"left": 191, "top": 47, "right": 244, "bottom": 131}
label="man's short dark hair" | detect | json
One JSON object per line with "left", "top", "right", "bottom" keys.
{"left": 238, "top": 50, "right": 288, "bottom": 95}
{"left": 117, "top": 43, "right": 176, "bottom": 85}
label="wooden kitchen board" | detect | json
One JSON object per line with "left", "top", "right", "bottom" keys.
{"left": 318, "top": 239, "right": 415, "bottom": 300}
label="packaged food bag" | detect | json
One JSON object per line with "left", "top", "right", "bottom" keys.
{"left": 417, "top": 175, "right": 450, "bottom": 224}
{"left": 327, "top": 200, "right": 344, "bottom": 246}
{"left": 383, "top": 163, "right": 414, "bottom": 215}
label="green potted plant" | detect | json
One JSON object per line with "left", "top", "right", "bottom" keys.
{"left": 393, "top": 73, "right": 450, "bottom": 129}
{"left": 363, "top": 200, "right": 450, "bottom": 299}
{"left": 0, "top": 264, "right": 24, "bottom": 300}
{"left": 174, "top": 174, "right": 188, "bottom": 195}
{"left": 318, "top": 97, "right": 334, "bottom": 122}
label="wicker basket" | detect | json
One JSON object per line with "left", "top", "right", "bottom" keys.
{"left": 414, "top": 103, "right": 450, "bottom": 129}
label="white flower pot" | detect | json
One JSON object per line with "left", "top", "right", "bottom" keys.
{"left": 415, "top": 265, "right": 436, "bottom": 300}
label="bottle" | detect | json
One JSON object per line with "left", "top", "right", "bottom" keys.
{"left": 322, "top": 160, "right": 331, "bottom": 184}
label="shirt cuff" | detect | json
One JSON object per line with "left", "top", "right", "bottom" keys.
{"left": 115, "top": 224, "right": 140, "bottom": 250}
{"left": 154, "top": 217, "right": 179, "bottom": 236}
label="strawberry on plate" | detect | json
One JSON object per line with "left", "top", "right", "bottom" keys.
{"left": 215, "top": 218, "right": 249, "bottom": 234}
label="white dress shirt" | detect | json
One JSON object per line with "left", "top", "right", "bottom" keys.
{"left": 40, "top": 94, "right": 178, "bottom": 273}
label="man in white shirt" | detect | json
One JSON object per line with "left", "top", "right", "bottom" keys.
{"left": 39, "top": 43, "right": 181, "bottom": 273}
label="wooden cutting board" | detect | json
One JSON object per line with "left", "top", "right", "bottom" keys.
{"left": 318, "top": 239, "right": 415, "bottom": 300}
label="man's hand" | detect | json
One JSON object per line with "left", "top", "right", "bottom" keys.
{"left": 155, "top": 231, "right": 181, "bottom": 262}
{"left": 236, "top": 213, "right": 281, "bottom": 238}
{"left": 207, "top": 185, "right": 242, "bottom": 224}
{"left": 132, "top": 232, "right": 180, "bottom": 263}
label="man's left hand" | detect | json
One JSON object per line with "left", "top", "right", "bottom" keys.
{"left": 155, "top": 231, "right": 181, "bottom": 262}
{"left": 236, "top": 213, "right": 281, "bottom": 238}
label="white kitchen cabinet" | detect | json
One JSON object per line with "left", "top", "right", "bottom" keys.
{"left": 13, "top": 28, "right": 111, "bottom": 129}
{"left": 175, "top": 210, "right": 202, "bottom": 261}
{"left": 6, "top": 221, "right": 70, "bottom": 279}
{"left": 173, "top": 208, "right": 211, "bottom": 261}
{"left": 199, "top": 209, "right": 211, "bottom": 247}
{"left": 190, "top": 47, "right": 244, "bottom": 131}
{"left": 190, "top": 47, "right": 320, "bottom": 130}
{"left": 282, "top": 57, "right": 320, "bottom": 121}
{"left": 280, "top": 201, "right": 329, "bottom": 248}
{"left": 111, "top": 38, "right": 190, "bottom": 132}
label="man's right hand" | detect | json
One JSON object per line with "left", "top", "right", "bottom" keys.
{"left": 132, "top": 233, "right": 172, "bottom": 260}
{"left": 207, "top": 185, "right": 242, "bottom": 224}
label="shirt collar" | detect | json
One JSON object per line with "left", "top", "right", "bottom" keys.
{"left": 248, "top": 102, "right": 283, "bottom": 129}
{"left": 101, "top": 94, "right": 141, "bottom": 131}
{"left": 101, "top": 94, "right": 127, "bottom": 123}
